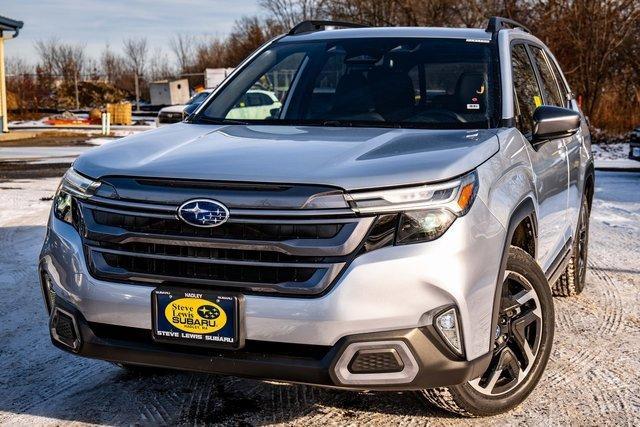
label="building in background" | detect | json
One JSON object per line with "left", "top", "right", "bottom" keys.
{"left": 149, "top": 79, "right": 190, "bottom": 106}
{"left": 204, "top": 68, "right": 234, "bottom": 89}
{"left": 0, "top": 15, "right": 23, "bottom": 133}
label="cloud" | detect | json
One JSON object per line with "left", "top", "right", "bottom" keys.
{"left": 3, "top": 0, "right": 261, "bottom": 63}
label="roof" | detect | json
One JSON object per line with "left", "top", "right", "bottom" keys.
{"left": 0, "top": 14, "right": 23, "bottom": 32}
{"left": 281, "top": 27, "right": 492, "bottom": 42}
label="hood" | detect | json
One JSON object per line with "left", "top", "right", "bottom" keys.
{"left": 74, "top": 123, "right": 499, "bottom": 191}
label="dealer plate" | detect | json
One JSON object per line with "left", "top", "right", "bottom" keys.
{"left": 151, "top": 289, "right": 244, "bottom": 349}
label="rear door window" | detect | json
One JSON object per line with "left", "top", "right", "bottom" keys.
{"left": 530, "top": 46, "right": 564, "bottom": 107}
{"left": 511, "top": 44, "right": 542, "bottom": 137}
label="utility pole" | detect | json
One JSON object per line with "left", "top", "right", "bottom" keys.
{"left": 0, "top": 32, "right": 7, "bottom": 132}
{"left": 0, "top": 17, "right": 23, "bottom": 133}
{"left": 134, "top": 72, "right": 140, "bottom": 112}
{"left": 74, "top": 70, "right": 80, "bottom": 110}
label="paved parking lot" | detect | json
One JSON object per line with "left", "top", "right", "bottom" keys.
{"left": 0, "top": 171, "right": 638, "bottom": 425}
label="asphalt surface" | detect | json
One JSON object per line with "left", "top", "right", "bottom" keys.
{"left": 0, "top": 171, "right": 638, "bottom": 426}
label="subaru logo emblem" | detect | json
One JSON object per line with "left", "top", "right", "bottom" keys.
{"left": 178, "top": 199, "right": 229, "bottom": 228}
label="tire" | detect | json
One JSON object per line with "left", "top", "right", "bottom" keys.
{"left": 417, "top": 247, "right": 555, "bottom": 417}
{"left": 552, "top": 197, "right": 590, "bottom": 297}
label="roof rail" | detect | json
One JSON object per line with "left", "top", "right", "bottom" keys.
{"left": 486, "top": 16, "right": 531, "bottom": 34}
{"left": 288, "top": 20, "right": 367, "bottom": 36}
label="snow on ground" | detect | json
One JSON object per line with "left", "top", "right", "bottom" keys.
{"left": 85, "top": 137, "right": 119, "bottom": 146}
{"left": 0, "top": 146, "right": 90, "bottom": 162}
{"left": 0, "top": 171, "right": 638, "bottom": 425}
{"left": 592, "top": 142, "right": 640, "bottom": 170}
{"left": 591, "top": 142, "right": 629, "bottom": 161}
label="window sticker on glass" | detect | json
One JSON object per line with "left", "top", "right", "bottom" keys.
{"left": 533, "top": 95, "right": 542, "bottom": 108}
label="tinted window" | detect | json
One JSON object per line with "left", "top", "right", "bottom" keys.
{"left": 257, "top": 93, "right": 274, "bottom": 105}
{"left": 188, "top": 91, "right": 210, "bottom": 105}
{"left": 530, "top": 46, "right": 564, "bottom": 107}
{"left": 200, "top": 38, "right": 497, "bottom": 129}
{"left": 246, "top": 93, "right": 262, "bottom": 106}
{"left": 548, "top": 57, "right": 569, "bottom": 103}
{"left": 511, "top": 44, "right": 542, "bottom": 137}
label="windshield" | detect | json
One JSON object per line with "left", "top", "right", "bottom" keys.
{"left": 197, "top": 38, "right": 497, "bottom": 129}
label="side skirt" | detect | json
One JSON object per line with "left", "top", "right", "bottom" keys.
{"left": 545, "top": 238, "right": 573, "bottom": 286}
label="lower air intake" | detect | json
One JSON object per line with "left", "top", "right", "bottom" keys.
{"left": 51, "top": 308, "right": 80, "bottom": 351}
{"left": 348, "top": 348, "right": 405, "bottom": 373}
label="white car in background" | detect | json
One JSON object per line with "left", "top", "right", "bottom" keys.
{"left": 156, "top": 90, "right": 213, "bottom": 125}
{"left": 226, "top": 89, "right": 282, "bottom": 120}
{"left": 157, "top": 89, "right": 281, "bottom": 125}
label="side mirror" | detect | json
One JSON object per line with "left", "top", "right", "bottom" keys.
{"left": 532, "top": 105, "right": 581, "bottom": 142}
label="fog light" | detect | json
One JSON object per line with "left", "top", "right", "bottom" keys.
{"left": 435, "top": 308, "right": 464, "bottom": 356}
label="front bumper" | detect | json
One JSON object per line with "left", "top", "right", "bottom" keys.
{"left": 40, "top": 193, "right": 505, "bottom": 389}
{"left": 48, "top": 296, "right": 491, "bottom": 390}
{"left": 40, "top": 197, "right": 504, "bottom": 357}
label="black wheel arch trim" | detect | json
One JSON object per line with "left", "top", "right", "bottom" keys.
{"left": 490, "top": 197, "right": 538, "bottom": 355}
{"left": 584, "top": 160, "right": 595, "bottom": 209}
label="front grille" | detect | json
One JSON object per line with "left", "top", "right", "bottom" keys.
{"left": 98, "top": 242, "right": 324, "bottom": 264}
{"left": 92, "top": 210, "right": 343, "bottom": 241}
{"left": 78, "top": 186, "right": 375, "bottom": 296}
{"left": 100, "top": 251, "right": 317, "bottom": 284}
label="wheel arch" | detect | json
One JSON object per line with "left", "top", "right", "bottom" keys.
{"left": 584, "top": 161, "right": 595, "bottom": 211}
{"left": 489, "top": 197, "right": 538, "bottom": 353}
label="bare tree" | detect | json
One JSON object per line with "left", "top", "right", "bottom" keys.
{"left": 259, "top": 0, "right": 323, "bottom": 27}
{"left": 35, "top": 39, "right": 86, "bottom": 109}
{"left": 170, "top": 34, "right": 195, "bottom": 73}
{"left": 148, "top": 47, "right": 175, "bottom": 81}
{"left": 100, "top": 44, "right": 125, "bottom": 84}
{"left": 122, "top": 37, "right": 149, "bottom": 110}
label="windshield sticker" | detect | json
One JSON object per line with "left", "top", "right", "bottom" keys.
{"left": 467, "top": 104, "right": 480, "bottom": 110}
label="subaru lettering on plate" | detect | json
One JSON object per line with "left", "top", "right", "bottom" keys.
{"left": 178, "top": 199, "right": 229, "bottom": 227}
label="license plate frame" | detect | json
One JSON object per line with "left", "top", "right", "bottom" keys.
{"left": 151, "top": 288, "right": 245, "bottom": 349}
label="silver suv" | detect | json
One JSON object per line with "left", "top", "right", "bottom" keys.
{"left": 40, "top": 18, "right": 593, "bottom": 416}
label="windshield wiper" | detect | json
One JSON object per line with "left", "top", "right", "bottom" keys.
{"left": 321, "top": 120, "right": 354, "bottom": 127}
{"left": 192, "top": 116, "right": 249, "bottom": 126}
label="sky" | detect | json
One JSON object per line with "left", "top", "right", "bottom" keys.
{"left": 1, "top": 0, "right": 261, "bottom": 64}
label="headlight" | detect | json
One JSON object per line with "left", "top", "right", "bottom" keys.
{"left": 59, "top": 168, "right": 100, "bottom": 198}
{"left": 345, "top": 171, "right": 478, "bottom": 244}
{"left": 53, "top": 168, "right": 99, "bottom": 224}
{"left": 53, "top": 190, "right": 73, "bottom": 224}
{"left": 396, "top": 208, "right": 457, "bottom": 244}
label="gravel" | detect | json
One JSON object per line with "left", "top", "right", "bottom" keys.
{"left": 0, "top": 171, "right": 638, "bottom": 426}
